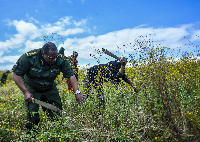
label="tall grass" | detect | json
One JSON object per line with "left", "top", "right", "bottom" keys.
{"left": 0, "top": 42, "right": 200, "bottom": 141}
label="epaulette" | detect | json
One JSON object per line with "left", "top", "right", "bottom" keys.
{"left": 25, "top": 49, "right": 40, "bottom": 57}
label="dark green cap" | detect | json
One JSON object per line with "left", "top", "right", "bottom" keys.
{"left": 59, "top": 47, "right": 65, "bottom": 56}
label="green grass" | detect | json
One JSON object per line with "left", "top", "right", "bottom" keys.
{"left": 0, "top": 46, "right": 200, "bottom": 141}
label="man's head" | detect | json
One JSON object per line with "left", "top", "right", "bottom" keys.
{"left": 73, "top": 51, "right": 78, "bottom": 59}
{"left": 41, "top": 42, "right": 58, "bottom": 65}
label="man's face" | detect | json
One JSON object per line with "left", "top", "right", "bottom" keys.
{"left": 42, "top": 50, "right": 58, "bottom": 65}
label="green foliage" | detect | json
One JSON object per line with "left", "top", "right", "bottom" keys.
{"left": 0, "top": 36, "right": 200, "bottom": 141}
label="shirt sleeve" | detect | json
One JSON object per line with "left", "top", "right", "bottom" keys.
{"left": 12, "top": 54, "right": 32, "bottom": 77}
{"left": 61, "top": 59, "right": 74, "bottom": 78}
{"left": 122, "top": 74, "right": 128, "bottom": 82}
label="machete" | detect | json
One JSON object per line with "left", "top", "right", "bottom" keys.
{"left": 102, "top": 48, "right": 128, "bottom": 62}
{"left": 102, "top": 48, "right": 121, "bottom": 61}
{"left": 32, "top": 98, "right": 61, "bottom": 112}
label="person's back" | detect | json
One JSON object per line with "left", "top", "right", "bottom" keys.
{"left": 85, "top": 60, "right": 122, "bottom": 85}
{"left": 105, "top": 61, "right": 121, "bottom": 79}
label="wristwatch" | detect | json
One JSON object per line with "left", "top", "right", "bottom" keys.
{"left": 75, "top": 90, "right": 81, "bottom": 95}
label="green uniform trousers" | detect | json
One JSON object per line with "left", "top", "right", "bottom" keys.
{"left": 24, "top": 83, "right": 62, "bottom": 132}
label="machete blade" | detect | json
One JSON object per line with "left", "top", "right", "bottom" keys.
{"left": 32, "top": 98, "right": 61, "bottom": 113}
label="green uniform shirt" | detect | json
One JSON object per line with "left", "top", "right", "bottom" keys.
{"left": 12, "top": 48, "right": 74, "bottom": 91}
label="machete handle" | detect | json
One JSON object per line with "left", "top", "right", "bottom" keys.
{"left": 31, "top": 97, "right": 35, "bottom": 103}
{"left": 102, "top": 48, "right": 121, "bottom": 61}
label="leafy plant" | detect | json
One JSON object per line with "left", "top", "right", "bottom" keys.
{"left": 0, "top": 35, "right": 200, "bottom": 141}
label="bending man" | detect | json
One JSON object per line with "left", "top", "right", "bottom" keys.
{"left": 83, "top": 58, "right": 137, "bottom": 109}
{"left": 12, "top": 42, "right": 86, "bottom": 134}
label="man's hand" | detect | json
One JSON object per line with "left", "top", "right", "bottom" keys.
{"left": 75, "top": 93, "right": 87, "bottom": 104}
{"left": 24, "top": 92, "right": 33, "bottom": 102}
{"left": 120, "top": 57, "right": 127, "bottom": 66}
{"left": 12, "top": 72, "right": 33, "bottom": 102}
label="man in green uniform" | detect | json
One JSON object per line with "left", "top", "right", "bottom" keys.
{"left": 12, "top": 42, "right": 86, "bottom": 134}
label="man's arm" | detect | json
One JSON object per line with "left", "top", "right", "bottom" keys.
{"left": 119, "top": 58, "right": 126, "bottom": 74}
{"left": 12, "top": 72, "right": 33, "bottom": 102}
{"left": 61, "top": 58, "right": 86, "bottom": 104}
{"left": 125, "top": 78, "right": 138, "bottom": 93}
{"left": 69, "top": 75, "right": 86, "bottom": 104}
{"left": 119, "top": 58, "right": 137, "bottom": 92}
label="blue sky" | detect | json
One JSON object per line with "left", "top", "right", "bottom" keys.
{"left": 0, "top": 0, "right": 200, "bottom": 70}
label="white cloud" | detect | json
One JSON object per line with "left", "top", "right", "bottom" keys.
{"left": 42, "top": 16, "right": 87, "bottom": 36}
{"left": 0, "top": 20, "right": 41, "bottom": 51}
{"left": 0, "top": 55, "right": 20, "bottom": 63}
{"left": 0, "top": 16, "right": 88, "bottom": 52}
{"left": 0, "top": 34, "right": 25, "bottom": 50}
{"left": 0, "top": 16, "right": 90, "bottom": 70}
{"left": 55, "top": 16, "right": 72, "bottom": 26}
{"left": 43, "top": 25, "right": 63, "bottom": 34}
{"left": 26, "top": 13, "right": 39, "bottom": 24}
{"left": 1, "top": 15, "right": 200, "bottom": 70}
{"left": 0, "top": 51, "right": 3, "bottom": 56}
{"left": 0, "top": 64, "right": 15, "bottom": 71}
{"left": 13, "top": 20, "right": 38, "bottom": 36}
{"left": 155, "top": 27, "right": 189, "bottom": 42}
{"left": 58, "top": 24, "right": 200, "bottom": 63}
{"left": 73, "top": 19, "right": 87, "bottom": 26}
{"left": 190, "top": 30, "right": 200, "bottom": 41}
{"left": 59, "top": 28, "right": 85, "bottom": 36}
{"left": 21, "top": 41, "right": 44, "bottom": 53}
